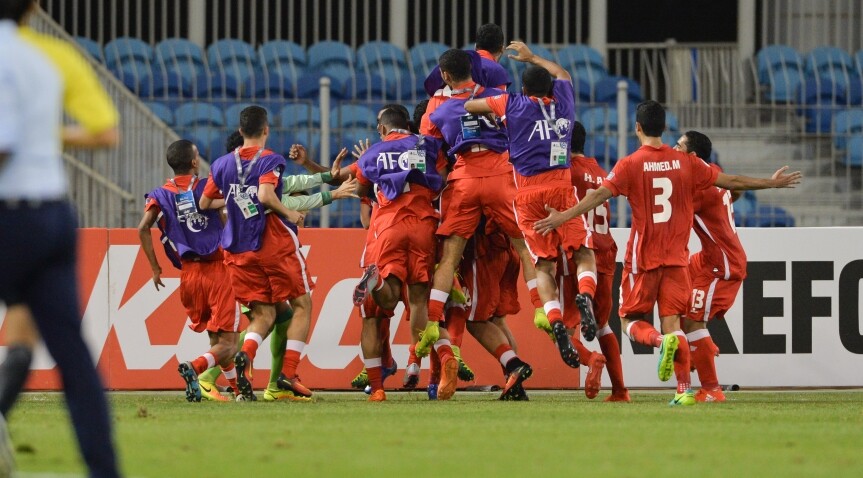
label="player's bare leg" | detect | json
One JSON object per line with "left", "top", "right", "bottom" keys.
{"left": 280, "top": 295, "right": 313, "bottom": 398}
{"left": 491, "top": 316, "right": 518, "bottom": 353}
{"left": 467, "top": 321, "right": 533, "bottom": 400}
{"left": 683, "top": 318, "right": 724, "bottom": 402}
{"left": 234, "top": 302, "right": 277, "bottom": 400}
{"left": 572, "top": 246, "right": 599, "bottom": 341}
{"left": 361, "top": 314, "right": 386, "bottom": 401}
{"left": 536, "top": 259, "right": 579, "bottom": 367}
{"left": 421, "top": 235, "right": 468, "bottom": 355}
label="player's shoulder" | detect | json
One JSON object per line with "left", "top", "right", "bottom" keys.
{"left": 20, "top": 28, "right": 82, "bottom": 66}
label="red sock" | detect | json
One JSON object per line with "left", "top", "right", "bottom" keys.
{"left": 282, "top": 350, "right": 301, "bottom": 378}
{"left": 429, "top": 347, "right": 441, "bottom": 383}
{"left": 367, "top": 366, "right": 383, "bottom": 392}
{"left": 241, "top": 339, "right": 260, "bottom": 361}
{"left": 626, "top": 321, "right": 662, "bottom": 348}
{"left": 379, "top": 318, "right": 393, "bottom": 368}
{"left": 577, "top": 272, "right": 597, "bottom": 298}
{"left": 446, "top": 308, "right": 467, "bottom": 348}
{"left": 220, "top": 364, "right": 238, "bottom": 391}
{"left": 492, "top": 344, "right": 512, "bottom": 362}
{"left": 673, "top": 333, "right": 691, "bottom": 393}
{"left": 546, "top": 303, "right": 563, "bottom": 325}
{"left": 690, "top": 335, "right": 720, "bottom": 390}
{"left": 528, "top": 281, "right": 543, "bottom": 309}
{"left": 428, "top": 289, "right": 448, "bottom": 323}
{"left": 190, "top": 355, "right": 210, "bottom": 375}
{"left": 598, "top": 330, "right": 626, "bottom": 394}
{"left": 434, "top": 341, "right": 454, "bottom": 364}
{"left": 570, "top": 335, "right": 594, "bottom": 365}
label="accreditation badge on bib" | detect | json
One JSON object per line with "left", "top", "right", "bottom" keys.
{"left": 234, "top": 189, "right": 259, "bottom": 219}
{"left": 406, "top": 148, "right": 427, "bottom": 172}
{"left": 174, "top": 190, "right": 198, "bottom": 221}
{"left": 460, "top": 114, "right": 481, "bottom": 140}
{"left": 550, "top": 141, "right": 569, "bottom": 167}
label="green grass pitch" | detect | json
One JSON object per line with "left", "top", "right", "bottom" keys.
{"left": 8, "top": 390, "right": 863, "bottom": 477}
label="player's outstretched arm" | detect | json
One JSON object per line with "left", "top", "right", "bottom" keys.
{"left": 534, "top": 186, "right": 613, "bottom": 235}
{"left": 259, "top": 182, "right": 304, "bottom": 224}
{"left": 714, "top": 166, "right": 802, "bottom": 191}
{"left": 136, "top": 208, "right": 165, "bottom": 290}
{"left": 507, "top": 41, "right": 571, "bottom": 81}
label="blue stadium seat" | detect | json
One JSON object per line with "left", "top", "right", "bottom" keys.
{"left": 330, "top": 196, "right": 363, "bottom": 228}
{"left": 279, "top": 103, "right": 321, "bottom": 129}
{"left": 732, "top": 191, "right": 758, "bottom": 226}
{"left": 557, "top": 45, "right": 604, "bottom": 70}
{"left": 856, "top": 50, "right": 863, "bottom": 75}
{"left": 743, "top": 205, "right": 795, "bottom": 227}
{"left": 409, "top": 42, "right": 448, "bottom": 76}
{"left": 665, "top": 110, "right": 680, "bottom": 131}
{"left": 111, "top": 65, "right": 151, "bottom": 95}
{"left": 843, "top": 134, "right": 863, "bottom": 167}
{"left": 245, "top": 71, "right": 296, "bottom": 99}
{"left": 757, "top": 45, "right": 803, "bottom": 84}
{"left": 155, "top": 38, "right": 207, "bottom": 80}
{"left": 580, "top": 107, "right": 618, "bottom": 133}
{"left": 331, "top": 104, "right": 377, "bottom": 129}
{"left": 351, "top": 73, "right": 387, "bottom": 101}
{"left": 175, "top": 103, "right": 224, "bottom": 128}
{"left": 209, "top": 137, "right": 231, "bottom": 160}
{"left": 662, "top": 131, "right": 679, "bottom": 147}
{"left": 224, "top": 104, "right": 273, "bottom": 128}
{"left": 293, "top": 127, "right": 339, "bottom": 161}
{"left": 297, "top": 71, "right": 348, "bottom": 100}
{"left": 307, "top": 41, "right": 354, "bottom": 70}
{"left": 594, "top": 76, "right": 642, "bottom": 104}
{"left": 195, "top": 72, "right": 241, "bottom": 99}
{"left": 806, "top": 47, "right": 855, "bottom": 76}
{"left": 764, "top": 68, "right": 804, "bottom": 102}
{"left": 104, "top": 37, "right": 153, "bottom": 69}
{"left": 140, "top": 70, "right": 193, "bottom": 99}
{"left": 259, "top": 40, "right": 307, "bottom": 69}
{"left": 833, "top": 109, "right": 863, "bottom": 149}
{"left": 357, "top": 41, "right": 408, "bottom": 72}
{"left": 182, "top": 126, "right": 224, "bottom": 160}
{"left": 144, "top": 102, "right": 174, "bottom": 126}
{"left": 75, "top": 37, "right": 103, "bottom": 63}
{"left": 572, "top": 77, "right": 592, "bottom": 103}
{"left": 207, "top": 39, "right": 256, "bottom": 67}
{"left": 340, "top": 128, "right": 374, "bottom": 151}
{"left": 528, "top": 44, "right": 555, "bottom": 62}
{"left": 798, "top": 77, "right": 846, "bottom": 133}
{"left": 584, "top": 136, "right": 618, "bottom": 168}
{"left": 847, "top": 78, "right": 863, "bottom": 105}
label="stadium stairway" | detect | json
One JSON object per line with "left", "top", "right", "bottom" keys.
{"left": 712, "top": 131, "right": 863, "bottom": 226}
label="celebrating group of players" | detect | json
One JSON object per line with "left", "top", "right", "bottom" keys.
{"left": 140, "top": 23, "right": 801, "bottom": 406}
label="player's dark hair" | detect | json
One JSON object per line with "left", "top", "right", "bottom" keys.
{"left": 635, "top": 100, "right": 665, "bottom": 137}
{"left": 379, "top": 107, "right": 410, "bottom": 131}
{"left": 239, "top": 105, "right": 268, "bottom": 138}
{"left": 166, "top": 140, "right": 196, "bottom": 174}
{"left": 475, "top": 23, "right": 504, "bottom": 54}
{"left": 439, "top": 49, "right": 472, "bottom": 83}
{"left": 0, "top": 0, "right": 34, "bottom": 22}
{"left": 413, "top": 100, "right": 429, "bottom": 134}
{"left": 522, "top": 65, "right": 553, "bottom": 97}
{"left": 571, "top": 121, "right": 587, "bottom": 155}
{"left": 225, "top": 131, "right": 244, "bottom": 152}
{"left": 683, "top": 130, "right": 712, "bottom": 162}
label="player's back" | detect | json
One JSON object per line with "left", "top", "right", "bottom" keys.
{"left": 692, "top": 164, "right": 747, "bottom": 280}
{"left": 570, "top": 156, "right": 617, "bottom": 270}
{"left": 607, "top": 144, "right": 717, "bottom": 272}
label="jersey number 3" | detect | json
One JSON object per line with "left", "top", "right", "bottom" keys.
{"left": 652, "top": 177, "right": 672, "bottom": 223}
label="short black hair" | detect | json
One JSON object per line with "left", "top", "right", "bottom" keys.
{"left": 439, "top": 49, "right": 472, "bottom": 83}
{"left": 239, "top": 105, "right": 268, "bottom": 138}
{"left": 0, "top": 0, "right": 34, "bottom": 22}
{"left": 475, "top": 24, "right": 504, "bottom": 54}
{"left": 683, "top": 130, "right": 712, "bottom": 162}
{"left": 166, "top": 140, "right": 196, "bottom": 174}
{"left": 225, "top": 131, "right": 244, "bottom": 153}
{"left": 413, "top": 100, "right": 429, "bottom": 133}
{"left": 379, "top": 103, "right": 410, "bottom": 122}
{"left": 571, "top": 121, "right": 586, "bottom": 154}
{"left": 379, "top": 107, "right": 410, "bottom": 131}
{"left": 635, "top": 100, "right": 665, "bottom": 137}
{"left": 522, "top": 65, "right": 553, "bottom": 97}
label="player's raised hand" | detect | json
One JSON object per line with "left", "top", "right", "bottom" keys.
{"left": 771, "top": 166, "right": 803, "bottom": 188}
{"left": 506, "top": 41, "right": 534, "bottom": 63}
{"left": 288, "top": 144, "right": 307, "bottom": 164}
{"left": 333, "top": 177, "right": 360, "bottom": 200}
{"left": 332, "top": 147, "right": 349, "bottom": 178}
{"left": 352, "top": 139, "right": 371, "bottom": 160}
{"left": 534, "top": 204, "right": 568, "bottom": 236}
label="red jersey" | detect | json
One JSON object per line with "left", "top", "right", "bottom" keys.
{"left": 355, "top": 157, "right": 439, "bottom": 234}
{"left": 569, "top": 156, "right": 617, "bottom": 274}
{"left": 604, "top": 144, "right": 718, "bottom": 273}
{"left": 692, "top": 164, "right": 748, "bottom": 280}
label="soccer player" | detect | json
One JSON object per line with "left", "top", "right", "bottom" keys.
{"left": 674, "top": 131, "right": 745, "bottom": 403}
{"left": 565, "top": 121, "right": 628, "bottom": 401}
{"left": 200, "top": 106, "right": 314, "bottom": 401}
{"left": 423, "top": 23, "right": 511, "bottom": 96}
{"left": 137, "top": 140, "right": 241, "bottom": 402}
{"left": 419, "top": 49, "right": 539, "bottom": 392}
{"left": 353, "top": 107, "right": 449, "bottom": 401}
{"left": 465, "top": 41, "right": 597, "bottom": 370}
{"left": 534, "top": 100, "right": 801, "bottom": 405}
{"left": 0, "top": 1, "right": 120, "bottom": 475}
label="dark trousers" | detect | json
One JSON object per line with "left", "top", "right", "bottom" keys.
{"left": 0, "top": 201, "right": 120, "bottom": 478}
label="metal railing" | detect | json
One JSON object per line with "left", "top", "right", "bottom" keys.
{"left": 760, "top": 0, "right": 863, "bottom": 55}
{"left": 63, "top": 154, "right": 136, "bottom": 227}
{"left": 30, "top": 8, "right": 181, "bottom": 228}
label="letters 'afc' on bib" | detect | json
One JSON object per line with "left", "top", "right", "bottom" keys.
{"left": 550, "top": 141, "right": 569, "bottom": 167}
{"left": 406, "top": 148, "right": 426, "bottom": 172}
{"left": 173, "top": 190, "right": 198, "bottom": 222}
{"left": 460, "top": 114, "right": 482, "bottom": 140}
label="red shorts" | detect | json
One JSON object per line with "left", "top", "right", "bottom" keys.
{"left": 437, "top": 174, "right": 521, "bottom": 239}
{"left": 619, "top": 266, "right": 690, "bottom": 318}
{"left": 356, "top": 217, "right": 396, "bottom": 319}
{"left": 462, "top": 241, "right": 521, "bottom": 322}
{"left": 685, "top": 254, "right": 743, "bottom": 322}
{"left": 225, "top": 216, "right": 315, "bottom": 305}
{"left": 515, "top": 184, "right": 592, "bottom": 263}
{"left": 180, "top": 259, "right": 240, "bottom": 334}
{"left": 558, "top": 262, "right": 613, "bottom": 330}
{"left": 374, "top": 216, "right": 436, "bottom": 285}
